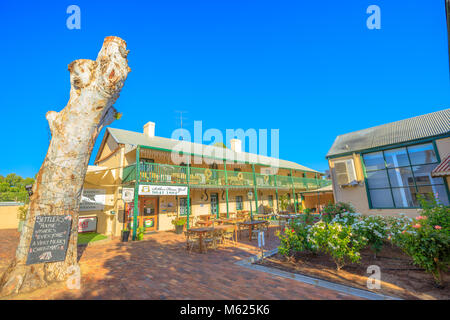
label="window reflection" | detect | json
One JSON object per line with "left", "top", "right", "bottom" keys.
{"left": 362, "top": 142, "right": 448, "bottom": 209}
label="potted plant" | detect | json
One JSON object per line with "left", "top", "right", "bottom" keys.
{"left": 121, "top": 226, "right": 130, "bottom": 242}
{"left": 137, "top": 227, "right": 144, "bottom": 240}
{"left": 171, "top": 217, "right": 187, "bottom": 234}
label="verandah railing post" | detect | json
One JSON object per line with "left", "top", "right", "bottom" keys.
{"left": 290, "top": 169, "right": 298, "bottom": 213}
{"left": 252, "top": 164, "right": 258, "bottom": 217}
{"left": 224, "top": 160, "right": 229, "bottom": 219}
{"left": 132, "top": 146, "right": 140, "bottom": 241}
{"left": 187, "top": 160, "right": 191, "bottom": 230}
{"left": 274, "top": 174, "right": 279, "bottom": 213}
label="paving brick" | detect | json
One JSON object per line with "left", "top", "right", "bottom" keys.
{"left": 0, "top": 227, "right": 360, "bottom": 300}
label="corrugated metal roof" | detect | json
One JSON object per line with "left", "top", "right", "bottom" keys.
{"left": 299, "top": 184, "right": 333, "bottom": 194}
{"left": 106, "top": 127, "right": 320, "bottom": 173}
{"left": 326, "top": 109, "right": 450, "bottom": 158}
{"left": 432, "top": 155, "right": 450, "bottom": 177}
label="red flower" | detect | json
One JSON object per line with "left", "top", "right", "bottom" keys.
{"left": 413, "top": 224, "right": 421, "bottom": 229}
{"left": 434, "top": 225, "right": 442, "bottom": 230}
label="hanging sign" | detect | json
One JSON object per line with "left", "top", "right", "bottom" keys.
{"left": 26, "top": 215, "right": 72, "bottom": 265}
{"left": 139, "top": 185, "right": 188, "bottom": 196}
{"left": 122, "top": 188, "right": 135, "bottom": 202}
{"left": 80, "top": 189, "right": 106, "bottom": 211}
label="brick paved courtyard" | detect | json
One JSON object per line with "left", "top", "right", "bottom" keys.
{"left": 0, "top": 227, "right": 360, "bottom": 300}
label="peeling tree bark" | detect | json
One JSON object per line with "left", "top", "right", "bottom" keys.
{"left": 0, "top": 36, "right": 130, "bottom": 296}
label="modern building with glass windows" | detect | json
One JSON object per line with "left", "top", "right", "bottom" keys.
{"left": 326, "top": 108, "right": 450, "bottom": 217}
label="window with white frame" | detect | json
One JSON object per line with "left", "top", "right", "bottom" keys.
{"left": 362, "top": 142, "right": 449, "bottom": 208}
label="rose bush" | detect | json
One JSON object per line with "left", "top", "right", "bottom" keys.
{"left": 321, "top": 202, "right": 355, "bottom": 223}
{"left": 277, "top": 222, "right": 315, "bottom": 258}
{"left": 307, "top": 221, "right": 368, "bottom": 271}
{"left": 395, "top": 197, "right": 450, "bottom": 286}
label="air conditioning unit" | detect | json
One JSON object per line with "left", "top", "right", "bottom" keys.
{"left": 334, "top": 159, "right": 357, "bottom": 187}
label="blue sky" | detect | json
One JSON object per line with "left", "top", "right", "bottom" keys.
{"left": 0, "top": 0, "right": 448, "bottom": 177}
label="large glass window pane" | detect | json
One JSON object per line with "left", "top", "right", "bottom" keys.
{"left": 384, "top": 148, "right": 409, "bottom": 168}
{"left": 369, "top": 189, "right": 394, "bottom": 208}
{"left": 412, "top": 164, "right": 445, "bottom": 185}
{"left": 366, "top": 170, "right": 390, "bottom": 188}
{"left": 363, "top": 152, "right": 385, "bottom": 171}
{"left": 416, "top": 185, "right": 449, "bottom": 206}
{"left": 392, "top": 188, "right": 415, "bottom": 208}
{"left": 407, "top": 143, "right": 437, "bottom": 165}
{"left": 388, "top": 167, "right": 414, "bottom": 187}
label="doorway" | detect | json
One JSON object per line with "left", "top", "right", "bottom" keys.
{"left": 210, "top": 193, "right": 219, "bottom": 217}
{"left": 139, "top": 197, "right": 158, "bottom": 232}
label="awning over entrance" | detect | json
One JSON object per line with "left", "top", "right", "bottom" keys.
{"left": 432, "top": 155, "right": 450, "bottom": 177}
{"left": 299, "top": 184, "right": 333, "bottom": 195}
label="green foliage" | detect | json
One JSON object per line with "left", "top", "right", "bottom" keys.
{"left": 330, "top": 211, "right": 362, "bottom": 226}
{"left": 171, "top": 217, "right": 187, "bottom": 226}
{"left": 0, "top": 173, "right": 35, "bottom": 203}
{"left": 352, "top": 215, "right": 388, "bottom": 257}
{"left": 384, "top": 214, "right": 413, "bottom": 244}
{"left": 299, "top": 211, "right": 315, "bottom": 225}
{"left": 308, "top": 221, "right": 368, "bottom": 271}
{"left": 395, "top": 197, "right": 450, "bottom": 286}
{"left": 278, "top": 194, "right": 289, "bottom": 211}
{"left": 321, "top": 202, "right": 355, "bottom": 223}
{"left": 137, "top": 227, "right": 145, "bottom": 240}
{"left": 277, "top": 222, "right": 315, "bottom": 257}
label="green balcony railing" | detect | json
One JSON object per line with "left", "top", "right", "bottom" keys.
{"left": 122, "top": 162, "right": 331, "bottom": 191}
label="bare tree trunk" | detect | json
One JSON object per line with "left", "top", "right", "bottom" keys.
{"left": 0, "top": 36, "right": 130, "bottom": 296}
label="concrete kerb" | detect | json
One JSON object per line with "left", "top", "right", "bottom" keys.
{"left": 235, "top": 248, "right": 402, "bottom": 300}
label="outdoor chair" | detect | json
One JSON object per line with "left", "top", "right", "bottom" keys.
{"left": 212, "top": 229, "right": 225, "bottom": 245}
{"left": 203, "top": 230, "right": 218, "bottom": 252}
{"left": 184, "top": 231, "right": 199, "bottom": 254}
{"left": 236, "top": 222, "right": 246, "bottom": 240}
{"left": 222, "top": 228, "right": 236, "bottom": 246}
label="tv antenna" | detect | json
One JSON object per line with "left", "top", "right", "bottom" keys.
{"left": 175, "top": 110, "right": 188, "bottom": 129}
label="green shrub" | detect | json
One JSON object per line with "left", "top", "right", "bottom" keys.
{"left": 384, "top": 214, "right": 413, "bottom": 244}
{"left": 352, "top": 215, "right": 388, "bottom": 257}
{"left": 322, "top": 202, "right": 355, "bottom": 223}
{"left": 308, "top": 221, "right": 368, "bottom": 271}
{"left": 330, "top": 211, "right": 362, "bottom": 226}
{"left": 395, "top": 197, "right": 450, "bottom": 286}
{"left": 277, "top": 222, "right": 315, "bottom": 258}
{"left": 171, "top": 217, "right": 187, "bottom": 226}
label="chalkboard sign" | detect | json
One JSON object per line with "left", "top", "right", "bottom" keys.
{"left": 26, "top": 215, "right": 72, "bottom": 265}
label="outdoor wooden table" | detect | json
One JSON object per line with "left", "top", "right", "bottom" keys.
{"left": 188, "top": 227, "right": 214, "bottom": 253}
{"left": 239, "top": 220, "right": 266, "bottom": 241}
{"left": 215, "top": 218, "right": 238, "bottom": 225}
{"left": 277, "top": 214, "right": 302, "bottom": 225}
{"left": 213, "top": 224, "right": 238, "bottom": 242}
{"left": 253, "top": 214, "right": 275, "bottom": 220}
{"left": 196, "top": 220, "right": 214, "bottom": 227}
